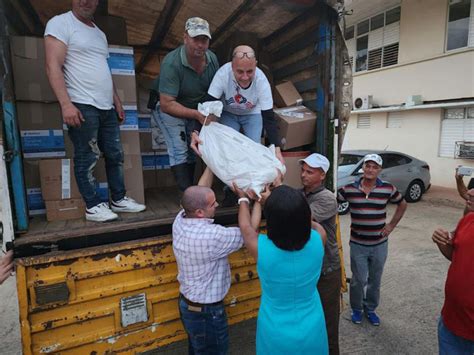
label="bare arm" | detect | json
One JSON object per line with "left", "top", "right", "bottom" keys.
{"left": 0, "top": 250, "right": 14, "bottom": 285}
{"left": 44, "top": 36, "right": 84, "bottom": 127}
{"left": 198, "top": 167, "right": 214, "bottom": 188}
{"left": 432, "top": 228, "right": 453, "bottom": 261}
{"left": 250, "top": 201, "right": 262, "bottom": 231}
{"left": 238, "top": 201, "right": 258, "bottom": 260}
{"left": 311, "top": 221, "right": 327, "bottom": 246}
{"left": 160, "top": 94, "right": 209, "bottom": 125}
{"left": 455, "top": 173, "right": 468, "bottom": 200}
{"left": 112, "top": 83, "right": 125, "bottom": 123}
{"left": 382, "top": 200, "right": 407, "bottom": 237}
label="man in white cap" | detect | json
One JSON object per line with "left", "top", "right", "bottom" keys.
{"left": 300, "top": 153, "right": 341, "bottom": 355}
{"left": 338, "top": 153, "right": 407, "bottom": 326}
{"left": 153, "top": 17, "right": 219, "bottom": 191}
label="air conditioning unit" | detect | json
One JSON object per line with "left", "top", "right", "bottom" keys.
{"left": 353, "top": 95, "right": 373, "bottom": 110}
{"left": 455, "top": 141, "right": 474, "bottom": 159}
{"left": 405, "top": 95, "right": 423, "bottom": 107}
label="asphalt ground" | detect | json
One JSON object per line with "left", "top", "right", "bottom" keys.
{"left": 0, "top": 186, "right": 465, "bottom": 354}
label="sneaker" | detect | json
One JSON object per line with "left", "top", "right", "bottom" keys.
{"left": 86, "top": 202, "right": 118, "bottom": 222}
{"left": 351, "top": 309, "right": 363, "bottom": 324}
{"left": 111, "top": 196, "right": 146, "bottom": 213}
{"left": 366, "top": 311, "right": 380, "bottom": 326}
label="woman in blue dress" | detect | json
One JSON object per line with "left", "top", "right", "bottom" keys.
{"left": 235, "top": 184, "right": 328, "bottom": 355}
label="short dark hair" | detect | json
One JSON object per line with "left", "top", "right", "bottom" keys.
{"left": 263, "top": 185, "right": 311, "bottom": 251}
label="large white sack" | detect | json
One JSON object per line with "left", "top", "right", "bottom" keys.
{"left": 198, "top": 122, "right": 286, "bottom": 196}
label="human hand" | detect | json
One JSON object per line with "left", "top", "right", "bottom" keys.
{"left": 0, "top": 250, "right": 14, "bottom": 285}
{"left": 190, "top": 130, "right": 203, "bottom": 157}
{"left": 62, "top": 103, "right": 84, "bottom": 127}
{"left": 115, "top": 102, "right": 125, "bottom": 124}
{"left": 231, "top": 182, "right": 247, "bottom": 199}
{"left": 196, "top": 112, "right": 216, "bottom": 126}
{"left": 432, "top": 228, "right": 452, "bottom": 246}
{"left": 455, "top": 166, "right": 464, "bottom": 180}
{"left": 258, "top": 184, "right": 272, "bottom": 206}
{"left": 381, "top": 223, "right": 395, "bottom": 238}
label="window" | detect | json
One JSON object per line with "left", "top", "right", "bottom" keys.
{"left": 447, "top": 0, "right": 473, "bottom": 50}
{"left": 381, "top": 154, "right": 411, "bottom": 169}
{"left": 346, "top": 6, "right": 401, "bottom": 73}
{"left": 439, "top": 107, "right": 474, "bottom": 157}
{"left": 357, "top": 114, "right": 371, "bottom": 128}
{"left": 387, "top": 112, "right": 403, "bottom": 128}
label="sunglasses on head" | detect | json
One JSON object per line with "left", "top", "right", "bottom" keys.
{"left": 232, "top": 51, "right": 256, "bottom": 59}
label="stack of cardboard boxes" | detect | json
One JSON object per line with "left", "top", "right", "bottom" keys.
{"left": 10, "top": 37, "right": 145, "bottom": 221}
{"left": 272, "top": 81, "right": 317, "bottom": 188}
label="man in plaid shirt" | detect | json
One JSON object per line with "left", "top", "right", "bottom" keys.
{"left": 173, "top": 167, "right": 243, "bottom": 354}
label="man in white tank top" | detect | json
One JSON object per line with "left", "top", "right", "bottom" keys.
{"left": 44, "top": 0, "right": 145, "bottom": 222}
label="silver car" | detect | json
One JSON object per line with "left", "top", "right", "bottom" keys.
{"left": 337, "top": 150, "right": 431, "bottom": 214}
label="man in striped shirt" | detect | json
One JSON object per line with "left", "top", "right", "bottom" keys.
{"left": 338, "top": 154, "right": 407, "bottom": 326}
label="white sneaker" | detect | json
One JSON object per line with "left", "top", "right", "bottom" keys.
{"left": 86, "top": 202, "right": 118, "bottom": 222}
{"left": 111, "top": 196, "right": 146, "bottom": 213}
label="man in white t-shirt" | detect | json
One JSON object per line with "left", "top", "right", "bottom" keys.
{"left": 206, "top": 45, "right": 282, "bottom": 206}
{"left": 44, "top": 0, "right": 145, "bottom": 222}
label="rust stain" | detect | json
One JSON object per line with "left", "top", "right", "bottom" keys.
{"left": 248, "top": 270, "right": 254, "bottom": 279}
{"left": 43, "top": 320, "right": 53, "bottom": 330}
{"left": 234, "top": 273, "right": 240, "bottom": 282}
{"left": 90, "top": 249, "right": 133, "bottom": 261}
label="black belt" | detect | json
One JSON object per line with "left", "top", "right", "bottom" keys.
{"left": 180, "top": 293, "right": 223, "bottom": 308}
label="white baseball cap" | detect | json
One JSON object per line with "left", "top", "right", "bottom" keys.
{"left": 185, "top": 17, "right": 212, "bottom": 39}
{"left": 299, "top": 153, "right": 330, "bottom": 173}
{"left": 363, "top": 153, "right": 383, "bottom": 166}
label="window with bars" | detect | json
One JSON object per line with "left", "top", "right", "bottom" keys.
{"left": 357, "top": 114, "right": 371, "bottom": 128}
{"left": 344, "top": 6, "right": 400, "bottom": 73}
{"left": 439, "top": 107, "right": 474, "bottom": 157}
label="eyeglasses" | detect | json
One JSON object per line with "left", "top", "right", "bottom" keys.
{"left": 232, "top": 51, "right": 256, "bottom": 59}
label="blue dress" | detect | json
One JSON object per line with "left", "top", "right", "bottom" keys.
{"left": 256, "top": 230, "right": 328, "bottom": 355}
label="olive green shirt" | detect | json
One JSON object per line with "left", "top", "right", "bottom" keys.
{"left": 159, "top": 45, "right": 219, "bottom": 109}
{"left": 303, "top": 185, "right": 341, "bottom": 274}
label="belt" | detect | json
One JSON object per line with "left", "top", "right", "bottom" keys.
{"left": 180, "top": 293, "right": 223, "bottom": 308}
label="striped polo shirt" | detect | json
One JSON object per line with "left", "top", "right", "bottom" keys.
{"left": 338, "top": 178, "right": 403, "bottom": 246}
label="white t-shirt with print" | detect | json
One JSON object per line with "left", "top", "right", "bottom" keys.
{"left": 44, "top": 11, "right": 113, "bottom": 110}
{"left": 208, "top": 62, "right": 273, "bottom": 115}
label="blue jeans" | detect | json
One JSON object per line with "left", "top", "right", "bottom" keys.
{"left": 68, "top": 103, "right": 125, "bottom": 209}
{"left": 438, "top": 316, "right": 474, "bottom": 355}
{"left": 152, "top": 108, "right": 196, "bottom": 166}
{"left": 349, "top": 241, "right": 388, "bottom": 312}
{"left": 219, "top": 111, "right": 262, "bottom": 143}
{"left": 178, "top": 296, "right": 229, "bottom": 355}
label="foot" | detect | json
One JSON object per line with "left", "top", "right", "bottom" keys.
{"left": 351, "top": 309, "right": 363, "bottom": 324}
{"left": 366, "top": 311, "right": 380, "bottom": 326}
{"left": 86, "top": 202, "right": 118, "bottom": 222}
{"left": 111, "top": 196, "right": 146, "bottom": 213}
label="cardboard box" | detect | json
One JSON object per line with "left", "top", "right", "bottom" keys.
{"left": 95, "top": 15, "right": 128, "bottom": 46}
{"left": 10, "top": 36, "right": 57, "bottom": 102}
{"left": 64, "top": 132, "right": 74, "bottom": 158}
{"left": 113, "top": 75, "right": 138, "bottom": 105}
{"left": 108, "top": 46, "right": 135, "bottom": 75}
{"left": 123, "top": 154, "right": 145, "bottom": 204}
{"left": 16, "top": 102, "right": 63, "bottom": 130}
{"left": 120, "top": 105, "right": 139, "bottom": 130}
{"left": 20, "top": 130, "right": 65, "bottom": 159}
{"left": 45, "top": 199, "right": 85, "bottom": 222}
{"left": 275, "top": 106, "right": 317, "bottom": 150}
{"left": 121, "top": 131, "right": 141, "bottom": 155}
{"left": 140, "top": 132, "right": 153, "bottom": 152}
{"left": 156, "top": 152, "right": 170, "bottom": 169}
{"left": 281, "top": 151, "right": 310, "bottom": 189}
{"left": 138, "top": 114, "right": 152, "bottom": 132}
{"left": 156, "top": 169, "right": 176, "bottom": 188}
{"left": 23, "top": 160, "right": 45, "bottom": 215}
{"left": 143, "top": 170, "right": 156, "bottom": 189}
{"left": 274, "top": 81, "right": 303, "bottom": 108}
{"left": 39, "top": 159, "right": 81, "bottom": 201}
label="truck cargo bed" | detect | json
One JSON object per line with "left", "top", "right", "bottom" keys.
{"left": 14, "top": 186, "right": 237, "bottom": 257}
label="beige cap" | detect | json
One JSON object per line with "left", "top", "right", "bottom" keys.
{"left": 185, "top": 17, "right": 211, "bottom": 39}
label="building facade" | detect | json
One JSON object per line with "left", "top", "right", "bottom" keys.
{"left": 343, "top": 0, "right": 474, "bottom": 187}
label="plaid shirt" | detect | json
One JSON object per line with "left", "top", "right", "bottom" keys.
{"left": 173, "top": 210, "right": 243, "bottom": 303}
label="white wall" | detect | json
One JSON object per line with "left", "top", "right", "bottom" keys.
{"left": 343, "top": 109, "right": 474, "bottom": 188}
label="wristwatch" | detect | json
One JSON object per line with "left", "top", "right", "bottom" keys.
{"left": 238, "top": 197, "right": 250, "bottom": 205}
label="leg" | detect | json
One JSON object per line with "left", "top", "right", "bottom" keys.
{"left": 238, "top": 113, "right": 263, "bottom": 143}
{"left": 317, "top": 270, "right": 341, "bottom": 355}
{"left": 156, "top": 110, "right": 193, "bottom": 190}
{"left": 68, "top": 104, "right": 101, "bottom": 209}
{"left": 97, "top": 108, "right": 125, "bottom": 203}
{"left": 349, "top": 242, "right": 370, "bottom": 312}
{"left": 364, "top": 242, "right": 388, "bottom": 312}
{"left": 208, "top": 304, "right": 229, "bottom": 354}
{"left": 219, "top": 111, "right": 241, "bottom": 133}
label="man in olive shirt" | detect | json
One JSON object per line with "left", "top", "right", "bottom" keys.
{"left": 153, "top": 17, "right": 219, "bottom": 191}
{"left": 300, "top": 153, "right": 341, "bottom": 355}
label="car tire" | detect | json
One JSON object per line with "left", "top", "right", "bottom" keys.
{"left": 405, "top": 180, "right": 424, "bottom": 203}
{"left": 338, "top": 201, "right": 350, "bottom": 215}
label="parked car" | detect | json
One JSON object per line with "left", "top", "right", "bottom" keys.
{"left": 337, "top": 150, "right": 431, "bottom": 214}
